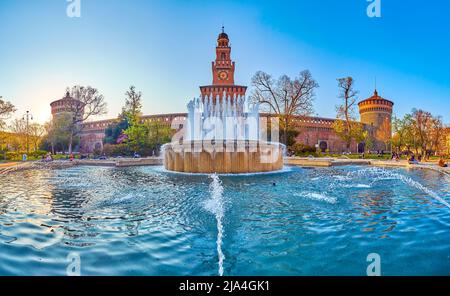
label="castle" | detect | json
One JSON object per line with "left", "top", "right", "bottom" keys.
{"left": 50, "top": 29, "right": 393, "bottom": 154}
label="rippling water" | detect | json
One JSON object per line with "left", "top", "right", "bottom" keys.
{"left": 0, "top": 165, "right": 449, "bottom": 275}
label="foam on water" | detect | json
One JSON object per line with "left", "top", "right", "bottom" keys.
{"left": 110, "top": 193, "right": 136, "bottom": 203}
{"left": 296, "top": 192, "right": 337, "bottom": 204}
{"left": 342, "top": 184, "right": 371, "bottom": 189}
{"left": 204, "top": 174, "right": 225, "bottom": 276}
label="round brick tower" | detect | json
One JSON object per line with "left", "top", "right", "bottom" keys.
{"left": 50, "top": 91, "right": 85, "bottom": 121}
{"left": 358, "top": 90, "right": 394, "bottom": 151}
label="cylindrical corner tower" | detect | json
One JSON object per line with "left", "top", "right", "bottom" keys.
{"left": 358, "top": 90, "right": 394, "bottom": 151}
{"left": 50, "top": 91, "right": 85, "bottom": 120}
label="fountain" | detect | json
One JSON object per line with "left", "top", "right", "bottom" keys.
{"left": 163, "top": 93, "right": 284, "bottom": 174}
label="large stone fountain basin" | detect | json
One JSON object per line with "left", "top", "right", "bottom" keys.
{"left": 163, "top": 140, "right": 284, "bottom": 174}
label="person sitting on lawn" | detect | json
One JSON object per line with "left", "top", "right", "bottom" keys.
{"left": 438, "top": 158, "right": 448, "bottom": 168}
{"left": 408, "top": 155, "right": 419, "bottom": 165}
{"left": 45, "top": 153, "right": 53, "bottom": 162}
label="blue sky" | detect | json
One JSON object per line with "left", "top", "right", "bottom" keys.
{"left": 0, "top": 0, "right": 449, "bottom": 124}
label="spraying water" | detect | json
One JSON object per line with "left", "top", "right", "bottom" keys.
{"left": 204, "top": 174, "right": 225, "bottom": 276}
{"left": 348, "top": 167, "right": 450, "bottom": 209}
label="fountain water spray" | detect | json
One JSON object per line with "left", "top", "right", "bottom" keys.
{"left": 163, "top": 92, "right": 284, "bottom": 173}
{"left": 204, "top": 174, "right": 225, "bottom": 276}
{"left": 350, "top": 167, "right": 450, "bottom": 209}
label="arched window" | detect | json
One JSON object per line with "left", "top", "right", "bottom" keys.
{"left": 221, "top": 52, "right": 226, "bottom": 60}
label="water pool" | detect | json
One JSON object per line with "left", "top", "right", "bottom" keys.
{"left": 0, "top": 165, "right": 449, "bottom": 275}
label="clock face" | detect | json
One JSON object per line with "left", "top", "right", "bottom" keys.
{"left": 218, "top": 71, "right": 228, "bottom": 80}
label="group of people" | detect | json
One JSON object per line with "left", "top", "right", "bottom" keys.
{"left": 391, "top": 152, "right": 401, "bottom": 161}
{"left": 41, "top": 153, "right": 75, "bottom": 162}
{"left": 407, "top": 154, "right": 419, "bottom": 165}
{"left": 406, "top": 153, "right": 448, "bottom": 168}
{"left": 41, "top": 153, "right": 54, "bottom": 162}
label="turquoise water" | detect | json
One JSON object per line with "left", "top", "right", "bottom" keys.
{"left": 0, "top": 165, "right": 449, "bottom": 275}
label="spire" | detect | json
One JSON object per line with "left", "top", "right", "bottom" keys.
{"left": 65, "top": 87, "right": 71, "bottom": 98}
{"left": 375, "top": 76, "right": 378, "bottom": 95}
{"left": 218, "top": 26, "right": 228, "bottom": 41}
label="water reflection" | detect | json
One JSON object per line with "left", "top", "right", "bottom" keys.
{"left": 0, "top": 165, "right": 449, "bottom": 275}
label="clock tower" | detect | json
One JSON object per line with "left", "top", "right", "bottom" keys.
{"left": 212, "top": 27, "right": 235, "bottom": 85}
{"left": 200, "top": 27, "right": 247, "bottom": 103}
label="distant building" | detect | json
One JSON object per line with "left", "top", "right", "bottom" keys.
{"left": 50, "top": 29, "right": 394, "bottom": 154}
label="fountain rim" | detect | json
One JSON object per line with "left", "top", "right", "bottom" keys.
{"left": 162, "top": 140, "right": 286, "bottom": 174}
{"left": 158, "top": 165, "right": 292, "bottom": 177}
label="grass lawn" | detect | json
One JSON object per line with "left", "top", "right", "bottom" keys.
{"left": 0, "top": 154, "right": 75, "bottom": 162}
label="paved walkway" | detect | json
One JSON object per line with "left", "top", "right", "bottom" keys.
{"left": 0, "top": 162, "right": 21, "bottom": 174}
{"left": 0, "top": 162, "right": 19, "bottom": 168}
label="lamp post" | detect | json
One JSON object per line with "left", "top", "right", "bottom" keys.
{"left": 22, "top": 111, "right": 33, "bottom": 154}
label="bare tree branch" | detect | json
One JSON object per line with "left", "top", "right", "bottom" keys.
{"left": 250, "top": 70, "right": 318, "bottom": 144}
{"left": 62, "top": 86, "right": 108, "bottom": 153}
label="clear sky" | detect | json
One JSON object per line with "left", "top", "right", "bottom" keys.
{"left": 1, "top": 0, "right": 449, "bottom": 124}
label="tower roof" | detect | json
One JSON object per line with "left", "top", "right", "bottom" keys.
{"left": 50, "top": 90, "right": 83, "bottom": 107}
{"left": 358, "top": 89, "right": 394, "bottom": 106}
{"left": 218, "top": 26, "right": 229, "bottom": 40}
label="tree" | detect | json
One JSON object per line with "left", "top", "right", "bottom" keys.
{"left": 104, "top": 86, "right": 142, "bottom": 145}
{"left": 353, "top": 126, "right": 369, "bottom": 152}
{"left": 392, "top": 115, "right": 407, "bottom": 152}
{"left": 332, "top": 120, "right": 351, "bottom": 149}
{"left": 42, "top": 113, "right": 73, "bottom": 154}
{"left": 119, "top": 85, "right": 172, "bottom": 156}
{"left": 364, "top": 132, "right": 374, "bottom": 153}
{"left": 104, "top": 119, "right": 129, "bottom": 144}
{"left": 122, "top": 86, "right": 142, "bottom": 122}
{"left": 124, "top": 122, "right": 147, "bottom": 153}
{"left": 251, "top": 70, "right": 318, "bottom": 145}
{"left": 65, "top": 86, "right": 107, "bottom": 153}
{"left": 411, "top": 109, "right": 433, "bottom": 158}
{"left": 392, "top": 114, "right": 415, "bottom": 153}
{"left": 430, "top": 116, "right": 446, "bottom": 156}
{"left": 7, "top": 119, "right": 45, "bottom": 152}
{"left": 145, "top": 120, "right": 173, "bottom": 155}
{"left": 29, "top": 123, "right": 45, "bottom": 151}
{"left": 0, "top": 131, "right": 7, "bottom": 151}
{"left": 332, "top": 77, "right": 360, "bottom": 152}
{"left": 8, "top": 118, "right": 27, "bottom": 151}
{"left": 121, "top": 86, "right": 146, "bottom": 153}
{"left": 0, "top": 97, "right": 16, "bottom": 131}
{"left": 376, "top": 116, "right": 392, "bottom": 152}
